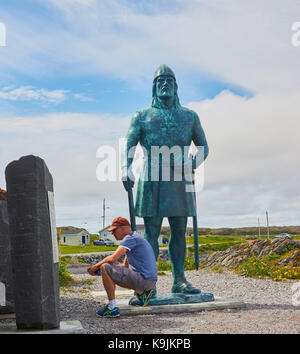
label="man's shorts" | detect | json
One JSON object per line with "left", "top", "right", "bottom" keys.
{"left": 104, "top": 263, "right": 156, "bottom": 294}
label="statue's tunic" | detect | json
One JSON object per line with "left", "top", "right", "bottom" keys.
{"left": 124, "top": 105, "right": 208, "bottom": 217}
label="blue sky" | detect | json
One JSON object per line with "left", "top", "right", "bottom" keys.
{"left": 0, "top": 0, "right": 300, "bottom": 232}
{"left": 0, "top": 0, "right": 251, "bottom": 117}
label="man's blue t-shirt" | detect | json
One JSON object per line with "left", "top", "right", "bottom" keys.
{"left": 120, "top": 231, "right": 157, "bottom": 281}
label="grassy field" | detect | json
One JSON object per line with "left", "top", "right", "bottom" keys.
{"left": 186, "top": 235, "right": 246, "bottom": 244}
{"left": 58, "top": 234, "right": 300, "bottom": 285}
{"left": 60, "top": 235, "right": 300, "bottom": 255}
{"left": 60, "top": 244, "right": 117, "bottom": 255}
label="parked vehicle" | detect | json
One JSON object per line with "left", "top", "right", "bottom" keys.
{"left": 93, "top": 239, "right": 105, "bottom": 246}
{"left": 103, "top": 238, "right": 115, "bottom": 246}
{"left": 162, "top": 237, "right": 169, "bottom": 244}
{"left": 274, "top": 233, "right": 292, "bottom": 239}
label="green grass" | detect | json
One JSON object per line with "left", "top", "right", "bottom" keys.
{"left": 236, "top": 252, "right": 300, "bottom": 281}
{"left": 189, "top": 241, "right": 240, "bottom": 255}
{"left": 186, "top": 235, "right": 246, "bottom": 244}
{"left": 157, "top": 259, "right": 172, "bottom": 271}
{"left": 60, "top": 244, "right": 118, "bottom": 255}
{"left": 157, "top": 256, "right": 197, "bottom": 272}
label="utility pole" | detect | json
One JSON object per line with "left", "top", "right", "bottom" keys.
{"left": 258, "top": 217, "right": 261, "bottom": 239}
{"left": 101, "top": 198, "right": 110, "bottom": 229}
{"left": 102, "top": 198, "right": 106, "bottom": 229}
{"left": 266, "top": 211, "right": 270, "bottom": 240}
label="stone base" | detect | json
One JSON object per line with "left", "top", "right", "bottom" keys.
{"left": 0, "top": 321, "right": 86, "bottom": 334}
{"left": 117, "top": 296, "right": 246, "bottom": 316}
{"left": 0, "top": 313, "right": 15, "bottom": 320}
{"left": 129, "top": 292, "right": 215, "bottom": 306}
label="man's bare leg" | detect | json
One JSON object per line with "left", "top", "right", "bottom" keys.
{"left": 100, "top": 264, "right": 116, "bottom": 301}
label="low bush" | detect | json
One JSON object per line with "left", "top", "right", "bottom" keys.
{"left": 236, "top": 254, "right": 300, "bottom": 281}
{"left": 59, "top": 257, "right": 75, "bottom": 287}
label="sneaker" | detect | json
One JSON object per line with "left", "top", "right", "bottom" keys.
{"left": 135, "top": 289, "right": 154, "bottom": 307}
{"left": 97, "top": 305, "right": 120, "bottom": 318}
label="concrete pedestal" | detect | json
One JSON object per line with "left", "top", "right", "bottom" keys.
{"left": 119, "top": 297, "right": 246, "bottom": 316}
{"left": 90, "top": 290, "right": 246, "bottom": 316}
{"left": 0, "top": 320, "right": 86, "bottom": 334}
{"left": 129, "top": 292, "right": 215, "bottom": 306}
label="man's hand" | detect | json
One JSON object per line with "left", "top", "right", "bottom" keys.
{"left": 87, "top": 265, "right": 99, "bottom": 276}
{"left": 87, "top": 248, "right": 127, "bottom": 275}
{"left": 120, "top": 256, "right": 129, "bottom": 268}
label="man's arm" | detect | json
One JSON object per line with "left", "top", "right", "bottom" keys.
{"left": 87, "top": 246, "right": 128, "bottom": 275}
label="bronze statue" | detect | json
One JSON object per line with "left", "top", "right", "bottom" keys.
{"left": 122, "top": 64, "right": 209, "bottom": 294}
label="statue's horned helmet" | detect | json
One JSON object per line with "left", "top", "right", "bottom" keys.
{"left": 153, "top": 64, "right": 176, "bottom": 81}
{"left": 152, "top": 64, "right": 178, "bottom": 100}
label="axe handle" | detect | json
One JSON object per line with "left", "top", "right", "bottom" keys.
{"left": 127, "top": 188, "right": 136, "bottom": 231}
{"left": 191, "top": 165, "right": 199, "bottom": 270}
{"left": 193, "top": 215, "right": 199, "bottom": 270}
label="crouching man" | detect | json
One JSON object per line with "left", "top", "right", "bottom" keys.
{"left": 88, "top": 217, "right": 157, "bottom": 318}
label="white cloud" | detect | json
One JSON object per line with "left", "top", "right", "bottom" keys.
{"left": 0, "top": 85, "right": 94, "bottom": 104}
{"left": 0, "top": 86, "right": 68, "bottom": 103}
{"left": 1, "top": 0, "right": 300, "bottom": 92}
{"left": 1, "top": 89, "right": 300, "bottom": 232}
{"left": 188, "top": 90, "right": 300, "bottom": 227}
{"left": 0, "top": 111, "right": 131, "bottom": 232}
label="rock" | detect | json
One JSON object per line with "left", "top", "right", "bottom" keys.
{"left": 5, "top": 155, "right": 60, "bottom": 330}
{"left": 272, "top": 242, "right": 288, "bottom": 255}
{"left": 0, "top": 200, "right": 14, "bottom": 314}
{"left": 279, "top": 250, "right": 300, "bottom": 267}
{"left": 200, "top": 238, "right": 300, "bottom": 269}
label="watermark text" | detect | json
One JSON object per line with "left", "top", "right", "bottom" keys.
{"left": 291, "top": 22, "right": 300, "bottom": 47}
{"left": 96, "top": 139, "right": 206, "bottom": 192}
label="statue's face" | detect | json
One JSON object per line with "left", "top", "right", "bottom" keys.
{"left": 156, "top": 75, "right": 175, "bottom": 98}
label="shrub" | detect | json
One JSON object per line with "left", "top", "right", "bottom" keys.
{"left": 59, "top": 257, "right": 75, "bottom": 287}
{"left": 237, "top": 254, "right": 300, "bottom": 281}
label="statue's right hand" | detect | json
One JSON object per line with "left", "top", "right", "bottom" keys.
{"left": 122, "top": 177, "right": 134, "bottom": 191}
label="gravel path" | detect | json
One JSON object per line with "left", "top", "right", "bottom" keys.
{"left": 59, "top": 269, "right": 300, "bottom": 334}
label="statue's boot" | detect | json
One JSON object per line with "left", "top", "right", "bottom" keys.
{"left": 171, "top": 279, "right": 201, "bottom": 294}
{"left": 151, "top": 284, "right": 157, "bottom": 297}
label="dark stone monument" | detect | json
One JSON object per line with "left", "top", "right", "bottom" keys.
{"left": 0, "top": 199, "right": 15, "bottom": 314}
{"left": 5, "top": 155, "right": 60, "bottom": 329}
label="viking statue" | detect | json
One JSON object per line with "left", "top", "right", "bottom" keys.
{"left": 122, "top": 64, "right": 209, "bottom": 294}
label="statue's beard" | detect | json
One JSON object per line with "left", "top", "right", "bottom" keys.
{"left": 157, "top": 93, "right": 174, "bottom": 99}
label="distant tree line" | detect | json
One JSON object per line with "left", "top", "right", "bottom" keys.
{"left": 163, "top": 225, "right": 300, "bottom": 236}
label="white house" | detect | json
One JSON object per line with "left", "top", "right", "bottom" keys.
{"left": 60, "top": 229, "right": 90, "bottom": 246}
{"left": 98, "top": 224, "right": 163, "bottom": 245}
{"left": 98, "top": 226, "right": 120, "bottom": 245}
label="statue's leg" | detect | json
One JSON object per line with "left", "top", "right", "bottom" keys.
{"left": 168, "top": 216, "right": 187, "bottom": 283}
{"left": 142, "top": 216, "right": 163, "bottom": 298}
{"left": 168, "top": 216, "right": 201, "bottom": 294}
{"left": 143, "top": 216, "right": 163, "bottom": 260}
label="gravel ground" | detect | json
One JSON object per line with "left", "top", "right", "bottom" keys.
{"left": 58, "top": 268, "right": 300, "bottom": 334}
